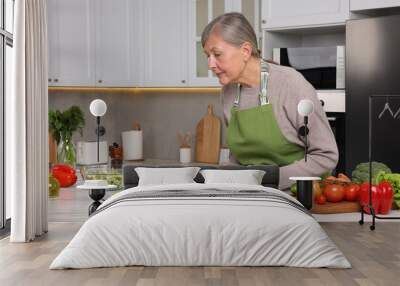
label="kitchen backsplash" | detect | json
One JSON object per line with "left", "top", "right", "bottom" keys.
{"left": 49, "top": 91, "right": 226, "bottom": 161}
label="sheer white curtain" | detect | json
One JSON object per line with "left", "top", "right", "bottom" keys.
{"left": 7, "top": 0, "right": 48, "bottom": 242}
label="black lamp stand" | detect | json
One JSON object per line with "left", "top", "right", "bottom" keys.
{"left": 94, "top": 116, "right": 106, "bottom": 163}
{"left": 298, "top": 116, "right": 309, "bottom": 162}
{"left": 96, "top": 116, "right": 100, "bottom": 162}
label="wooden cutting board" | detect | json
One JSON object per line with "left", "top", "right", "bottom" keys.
{"left": 311, "top": 201, "right": 361, "bottom": 214}
{"left": 195, "top": 104, "right": 221, "bottom": 164}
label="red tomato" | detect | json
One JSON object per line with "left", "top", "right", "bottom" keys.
{"left": 344, "top": 183, "right": 360, "bottom": 201}
{"left": 323, "top": 184, "right": 345, "bottom": 203}
{"left": 315, "top": 194, "right": 327, "bottom": 205}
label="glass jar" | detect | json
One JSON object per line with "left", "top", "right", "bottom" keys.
{"left": 57, "top": 134, "right": 76, "bottom": 167}
{"left": 81, "top": 165, "right": 123, "bottom": 190}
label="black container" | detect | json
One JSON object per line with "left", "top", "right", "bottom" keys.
{"left": 296, "top": 180, "right": 313, "bottom": 210}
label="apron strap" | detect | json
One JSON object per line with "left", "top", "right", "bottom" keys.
{"left": 234, "top": 84, "right": 241, "bottom": 107}
{"left": 260, "top": 60, "right": 269, "bottom": 105}
{"left": 234, "top": 60, "right": 270, "bottom": 108}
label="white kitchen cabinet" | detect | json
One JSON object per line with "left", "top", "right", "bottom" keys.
{"left": 261, "top": 0, "right": 350, "bottom": 30}
{"left": 94, "top": 0, "right": 141, "bottom": 87}
{"left": 350, "top": 0, "right": 400, "bottom": 11}
{"left": 143, "top": 0, "right": 188, "bottom": 87}
{"left": 47, "top": 0, "right": 57, "bottom": 86}
{"left": 188, "top": 0, "right": 260, "bottom": 87}
{"left": 48, "top": 0, "right": 261, "bottom": 88}
{"left": 47, "top": 0, "right": 95, "bottom": 86}
{"left": 47, "top": 0, "right": 141, "bottom": 87}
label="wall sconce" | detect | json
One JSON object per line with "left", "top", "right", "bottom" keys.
{"left": 89, "top": 99, "right": 107, "bottom": 162}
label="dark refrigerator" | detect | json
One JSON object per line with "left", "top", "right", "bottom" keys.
{"left": 346, "top": 15, "right": 400, "bottom": 174}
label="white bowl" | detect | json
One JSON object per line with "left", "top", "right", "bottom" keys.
{"left": 84, "top": 180, "right": 108, "bottom": 187}
{"left": 289, "top": 176, "right": 321, "bottom": 181}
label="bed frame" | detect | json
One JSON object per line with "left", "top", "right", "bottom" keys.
{"left": 123, "top": 164, "right": 280, "bottom": 189}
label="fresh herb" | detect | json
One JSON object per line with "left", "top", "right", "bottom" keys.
{"left": 49, "top": 106, "right": 85, "bottom": 144}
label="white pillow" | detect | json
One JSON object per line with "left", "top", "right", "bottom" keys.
{"left": 135, "top": 167, "right": 201, "bottom": 186}
{"left": 200, "top": 169, "right": 266, "bottom": 185}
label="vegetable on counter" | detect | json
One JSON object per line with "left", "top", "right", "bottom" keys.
{"left": 314, "top": 173, "right": 361, "bottom": 204}
{"left": 359, "top": 183, "right": 381, "bottom": 214}
{"left": 290, "top": 183, "right": 297, "bottom": 195}
{"left": 375, "top": 171, "right": 400, "bottom": 209}
{"left": 315, "top": 194, "right": 326, "bottom": 205}
{"left": 49, "top": 174, "right": 60, "bottom": 197}
{"left": 323, "top": 173, "right": 351, "bottom": 185}
{"left": 51, "top": 164, "right": 77, "bottom": 188}
{"left": 344, "top": 183, "right": 360, "bottom": 202}
{"left": 351, "top": 162, "right": 391, "bottom": 185}
{"left": 323, "top": 184, "right": 345, "bottom": 203}
{"left": 290, "top": 172, "right": 361, "bottom": 205}
{"left": 359, "top": 181, "right": 393, "bottom": 214}
{"left": 379, "top": 181, "right": 394, "bottom": 214}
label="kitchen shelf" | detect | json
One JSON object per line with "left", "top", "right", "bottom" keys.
{"left": 48, "top": 87, "right": 221, "bottom": 94}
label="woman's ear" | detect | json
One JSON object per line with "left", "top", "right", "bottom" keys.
{"left": 240, "top": 42, "right": 253, "bottom": 62}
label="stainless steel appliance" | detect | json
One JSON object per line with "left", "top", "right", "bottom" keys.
{"left": 316, "top": 90, "right": 346, "bottom": 174}
{"left": 273, "top": 46, "right": 345, "bottom": 90}
{"left": 346, "top": 15, "right": 400, "bottom": 173}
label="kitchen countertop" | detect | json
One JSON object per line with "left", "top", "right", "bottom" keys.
{"left": 123, "top": 158, "right": 222, "bottom": 167}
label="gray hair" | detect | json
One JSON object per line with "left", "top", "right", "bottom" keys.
{"left": 201, "top": 12, "right": 260, "bottom": 58}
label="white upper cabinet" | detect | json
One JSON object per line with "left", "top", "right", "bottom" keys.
{"left": 143, "top": 0, "right": 188, "bottom": 87}
{"left": 48, "top": 0, "right": 95, "bottom": 86}
{"left": 188, "top": 0, "right": 260, "bottom": 87}
{"left": 47, "top": 0, "right": 140, "bottom": 87}
{"left": 350, "top": 0, "right": 400, "bottom": 11}
{"left": 187, "top": 0, "right": 223, "bottom": 87}
{"left": 261, "top": 0, "right": 350, "bottom": 30}
{"left": 47, "top": 0, "right": 58, "bottom": 85}
{"left": 47, "top": 0, "right": 261, "bottom": 87}
{"left": 94, "top": 0, "right": 141, "bottom": 87}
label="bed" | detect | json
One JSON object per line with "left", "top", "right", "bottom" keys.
{"left": 50, "top": 165, "right": 350, "bottom": 269}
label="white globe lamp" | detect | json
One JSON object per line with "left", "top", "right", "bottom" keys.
{"left": 89, "top": 99, "right": 107, "bottom": 162}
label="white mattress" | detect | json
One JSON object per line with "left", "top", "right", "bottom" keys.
{"left": 50, "top": 183, "right": 351, "bottom": 269}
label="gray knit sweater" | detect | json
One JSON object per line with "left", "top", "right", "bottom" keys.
{"left": 221, "top": 63, "right": 338, "bottom": 189}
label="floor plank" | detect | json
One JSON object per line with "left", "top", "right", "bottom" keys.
{"left": 0, "top": 189, "right": 399, "bottom": 286}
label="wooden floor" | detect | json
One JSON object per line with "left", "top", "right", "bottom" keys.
{"left": 0, "top": 189, "right": 399, "bottom": 286}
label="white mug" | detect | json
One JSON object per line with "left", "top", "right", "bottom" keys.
{"left": 179, "top": 147, "right": 191, "bottom": 164}
{"left": 219, "top": 148, "right": 230, "bottom": 164}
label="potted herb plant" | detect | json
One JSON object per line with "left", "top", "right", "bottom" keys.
{"left": 49, "top": 106, "right": 85, "bottom": 167}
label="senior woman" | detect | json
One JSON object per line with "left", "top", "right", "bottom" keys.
{"left": 202, "top": 12, "right": 338, "bottom": 189}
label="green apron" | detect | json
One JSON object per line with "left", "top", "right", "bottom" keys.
{"left": 226, "top": 60, "right": 304, "bottom": 166}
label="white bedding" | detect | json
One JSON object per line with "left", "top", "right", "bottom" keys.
{"left": 50, "top": 183, "right": 351, "bottom": 269}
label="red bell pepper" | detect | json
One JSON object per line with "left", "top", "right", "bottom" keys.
{"left": 51, "top": 164, "right": 77, "bottom": 188}
{"left": 378, "top": 181, "right": 394, "bottom": 214}
{"left": 52, "top": 164, "right": 75, "bottom": 175}
{"left": 359, "top": 182, "right": 382, "bottom": 214}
